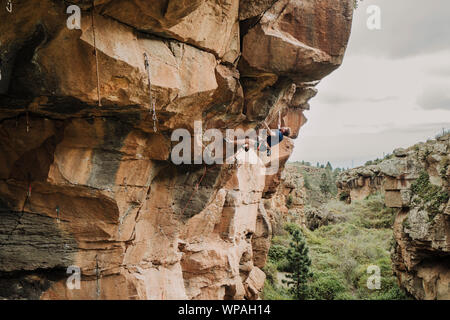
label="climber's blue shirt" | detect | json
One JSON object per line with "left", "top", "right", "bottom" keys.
{"left": 267, "top": 129, "right": 284, "bottom": 147}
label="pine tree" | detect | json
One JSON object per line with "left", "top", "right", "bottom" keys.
{"left": 319, "top": 172, "right": 331, "bottom": 196}
{"left": 326, "top": 161, "right": 333, "bottom": 171}
{"left": 282, "top": 229, "right": 312, "bottom": 300}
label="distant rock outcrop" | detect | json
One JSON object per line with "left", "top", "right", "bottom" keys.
{"left": 337, "top": 134, "right": 450, "bottom": 300}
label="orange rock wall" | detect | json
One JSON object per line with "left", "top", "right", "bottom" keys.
{"left": 0, "top": 0, "right": 353, "bottom": 299}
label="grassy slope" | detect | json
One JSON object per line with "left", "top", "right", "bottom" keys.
{"left": 262, "top": 193, "right": 410, "bottom": 300}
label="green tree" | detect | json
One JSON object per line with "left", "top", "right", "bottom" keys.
{"left": 302, "top": 174, "right": 311, "bottom": 190}
{"left": 282, "top": 229, "right": 312, "bottom": 299}
{"left": 326, "top": 162, "right": 333, "bottom": 171}
{"left": 319, "top": 172, "right": 331, "bottom": 196}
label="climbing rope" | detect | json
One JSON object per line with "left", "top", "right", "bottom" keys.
{"left": 6, "top": 0, "right": 12, "bottom": 13}
{"left": 143, "top": 52, "right": 158, "bottom": 132}
{"left": 91, "top": 1, "right": 102, "bottom": 107}
{"left": 179, "top": 164, "right": 209, "bottom": 217}
{"left": 278, "top": 110, "right": 282, "bottom": 129}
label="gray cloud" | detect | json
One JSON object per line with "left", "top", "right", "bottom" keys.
{"left": 317, "top": 92, "right": 357, "bottom": 104}
{"left": 291, "top": 122, "right": 450, "bottom": 169}
{"left": 427, "top": 66, "right": 450, "bottom": 77}
{"left": 379, "top": 122, "right": 450, "bottom": 135}
{"left": 365, "top": 96, "right": 398, "bottom": 103}
{"left": 318, "top": 92, "right": 398, "bottom": 105}
{"left": 349, "top": 0, "right": 450, "bottom": 59}
{"left": 417, "top": 87, "right": 450, "bottom": 110}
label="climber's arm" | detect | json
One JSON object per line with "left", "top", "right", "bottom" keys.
{"left": 263, "top": 121, "right": 276, "bottom": 136}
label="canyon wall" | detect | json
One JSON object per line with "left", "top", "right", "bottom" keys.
{"left": 337, "top": 165, "right": 384, "bottom": 203}
{"left": 337, "top": 135, "right": 450, "bottom": 300}
{"left": 0, "top": 0, "right": 353, "bottom": 299}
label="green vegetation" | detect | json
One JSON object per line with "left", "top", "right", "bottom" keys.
{"left": 435, "top": 129, "right": 450, "bottom": 140}
{"left": 319, "top": 172, "right": 331, "bottom": 196}
{"left": 410, "top": 171, "right": 449, "bottom": 219}
{"left": 282, "top": 229, "right": 313, "bottom": 299}
{"left": 286, "top": 194, "right": 293, "bottom": 208}
{"left": 365, "top": 158, "right": 382, "bottom": 166}
{"left": 440, "top": 157, "right": 449, "bottom": 179}
{"left": 262, "top": 193, "right": 409, "bottom": 300}
{"left": 290, "top": 162, "right": 339, "bottom": 207}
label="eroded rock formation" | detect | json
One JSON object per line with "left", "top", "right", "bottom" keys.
{"left": 337, "top": 135, "right": 450, "bottom": 300}
{"left": 337, "top": 165, "right": 384, "bottom": 203}
{"left": 0, "top": 0, "right": 353, "bottom": 299}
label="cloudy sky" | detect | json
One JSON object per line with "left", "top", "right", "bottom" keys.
{"left": 290, "top": 0, "right": 450, "bottom": 168}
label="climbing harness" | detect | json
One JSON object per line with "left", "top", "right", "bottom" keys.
{"left": 143, "top": 53, "right": 158, "bottom": 132}
{"left": 6, "top": 0, "right": 12, "bottom": 13}
{"left": 91, "top": 1, "right": 102, "bottom": 107}
{"left": 179, "top": 164, "right": 209, "bottom": 216}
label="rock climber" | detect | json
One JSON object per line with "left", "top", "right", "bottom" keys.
{"left": 224, "top": 122, "right": 291, "bottom": 157}
{"left": 255, "top": 121, "right": 291, "bottom": 156}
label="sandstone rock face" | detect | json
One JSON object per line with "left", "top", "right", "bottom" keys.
{"left": 0, "top": 1, "right": 353, "bottom": 299}
{"left": 263, "top": 164, "right": 308, "bottom": 235}
{"left": 337, "top": 135, "right": 450, "bottom": 300}
{"left": 337, "top": 165, "right": 384, "bottom": 203}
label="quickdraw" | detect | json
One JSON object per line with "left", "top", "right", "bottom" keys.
{"left": 91, "top": 1, "right": 102, "bottom": 107}
{"left": 56, "top": 206, "right": 60, "bottom": 223}
{"left": 143, "top": 53, "right": 158, "bottom": 132}
{"left": 6, "top": 0, "right": 12, "bottom": 13}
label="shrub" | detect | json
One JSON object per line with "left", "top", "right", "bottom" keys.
{"left": 307, "top": 272, "right": 347, "bottom": 300}
{"left": 268, "top": 245, "right": 287, "bottom": 262}
{"left": 286, "top": 194, "right": 293, "bottom": 208}
{"left": 339, "top": 191, "right": 350, "bottom": 202}
{"left": 261, "top": 280, "right": 293, "bottom": 300}
{"left": 262, "top": 261, "right": 278, "bottom": 285}
{"left": 410, "top": 171, "right": 449, "bottom": 218}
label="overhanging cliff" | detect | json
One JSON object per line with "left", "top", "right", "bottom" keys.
{"left": 0, "top": 0, "right": 353, "bottom": 300}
